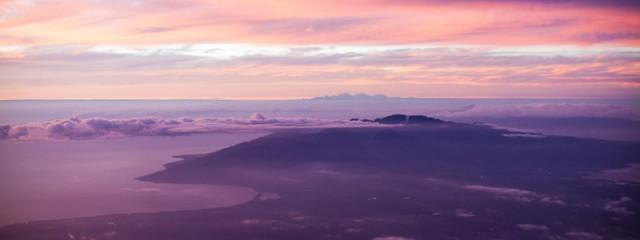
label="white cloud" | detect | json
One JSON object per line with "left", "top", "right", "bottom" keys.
{"left": 250, "top": 112, "right": 266, "bottom": 121}
{"left": 258, "top": 192, "right": 281, "bottom": 200}
{"left": 454, "top": 209, "right": 475, "bottom": 218}
{"left": 517, "top": 224, "right": 549, "bottom": 231}
{"left": 565, "top": 231, "right": 604, "bottom": 240}
{"left": 0, "top": 114, "right": 376, "bottom": 141}
{"left": 604, "top": 196, "right": 635, "bottom": 215}
{"left": 464, "top": 184, "right": 568, "bottom": 206}
{"left": 540, "top": 197, "right": 567, "bottom": 206}
{"left": 120, "top": 187, "right": 163, "bottom": 193}
{"left": 502, "top": 133, "right": 546, "bottom": 138}
{"left": 241, "top": 219, "right": 272, "bottom": 225}
{"left": 464, "top": 185, "right": 540, "bottom": 197}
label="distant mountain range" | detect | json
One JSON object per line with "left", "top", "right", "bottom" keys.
{"left": 310, "top": 93, "right": 393, "bottom": 100}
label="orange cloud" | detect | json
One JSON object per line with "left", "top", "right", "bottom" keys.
{"left": 1, "top": 0, "right": 639, "bottom": 46}
{"left": 1, "top": 0, "right": 639, "bottom": 99}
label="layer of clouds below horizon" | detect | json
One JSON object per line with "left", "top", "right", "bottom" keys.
{"left": 2, "top": 99, "right": 639, "bottom": 123}
{"left": 1, "top": 100, "right": 639, "bottom": 141}
{"left": 0, "top": 114, "right": 374, "bottom": 141}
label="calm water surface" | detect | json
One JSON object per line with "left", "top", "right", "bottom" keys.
{"left": 0, "top": 133, "right": 267, "bottom": 226}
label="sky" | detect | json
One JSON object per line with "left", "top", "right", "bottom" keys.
{"left": 1, "top": 0, "right": 639, "bottom": 100}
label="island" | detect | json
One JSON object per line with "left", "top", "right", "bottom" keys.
{"left": 1, "top": 115, "right": 638, "bottom": 240}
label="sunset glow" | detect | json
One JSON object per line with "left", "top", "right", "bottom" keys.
{"left": 1, "top": 0, "right": 639, "bottom": 99}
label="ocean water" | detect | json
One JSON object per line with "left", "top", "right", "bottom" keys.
{"left": 0, "top": 99, "right": 638, "bottom": 226}
{"left": 0, "top": 133, "right": 265, "bottom": 226}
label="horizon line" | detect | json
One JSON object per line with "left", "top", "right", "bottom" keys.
{"left": 1, "top": 97, "right": 639, "bottom": 101}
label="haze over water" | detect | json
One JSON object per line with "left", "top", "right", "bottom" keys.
{"left": 0, "top": 131, "right": 264, "bottom": 226}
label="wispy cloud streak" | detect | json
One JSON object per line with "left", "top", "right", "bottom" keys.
{"left": 1, "top": 0, "right": 639, "bottom": 46}
{"left": 2, "top": 45, "right": 639, "bottom": 99}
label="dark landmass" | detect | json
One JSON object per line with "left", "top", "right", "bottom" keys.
{"left": 351, "top": 114, "right": 445, "bottom": 125}
{"left": 2, "top": 115, "right": 639, "bottom": 240}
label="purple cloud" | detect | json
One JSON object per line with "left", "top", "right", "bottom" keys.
{"left": 464, "top": 185, "right": 541, "bottom": 197}
{"left": 565, "top": 230, "right": 604, "bottom": 240}
{"left": 454, "top": 209, "right": 475, "bottom": 218}
{"left": 516, "top": 224, "right": 549, "bottom": 231}
{"left": 604, "top": 196, "right": 635, "bottom": 215}
{"left": 463, "top": 184, "right": 567, "bottom": 205}
{"left": 0, "top": 114, "right": 374, "bottom": 141}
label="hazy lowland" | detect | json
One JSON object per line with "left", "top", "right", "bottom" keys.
{"left": 0, "top": 97, "right": 639, "bottom": 240}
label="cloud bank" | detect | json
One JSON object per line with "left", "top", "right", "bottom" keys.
{"left": 0, "top": 114, "right": 372, "bottom": 141}
{"left": 439, "top": 102, "right": 640, "bottom": 119}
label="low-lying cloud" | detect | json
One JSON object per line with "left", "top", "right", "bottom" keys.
{"left": 0, "top": 114, "right": 372, "bottom": 141}
{"left": 502, "top": 133, "right": 546, "bottom": 138}
{"left": 464, "top": 185, "right": 540, "bottom": 197}
{"left": 438, "top": 102, "right": 640, "bottom": 120}
{"left": 564, "top": 231, "right": 604, "bottom": 240}
{"left": 516, "top": 224, "right": 549, "bottom": 231}
{"left": 464, "top": 184, "right": 565, "bottom": 205}
{"left": 604, "top": 196, "right": 635, "bottom": 215}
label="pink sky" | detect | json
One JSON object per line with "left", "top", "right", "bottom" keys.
{"left": 1, "top": 0, "right": 639, "bottom": 99}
